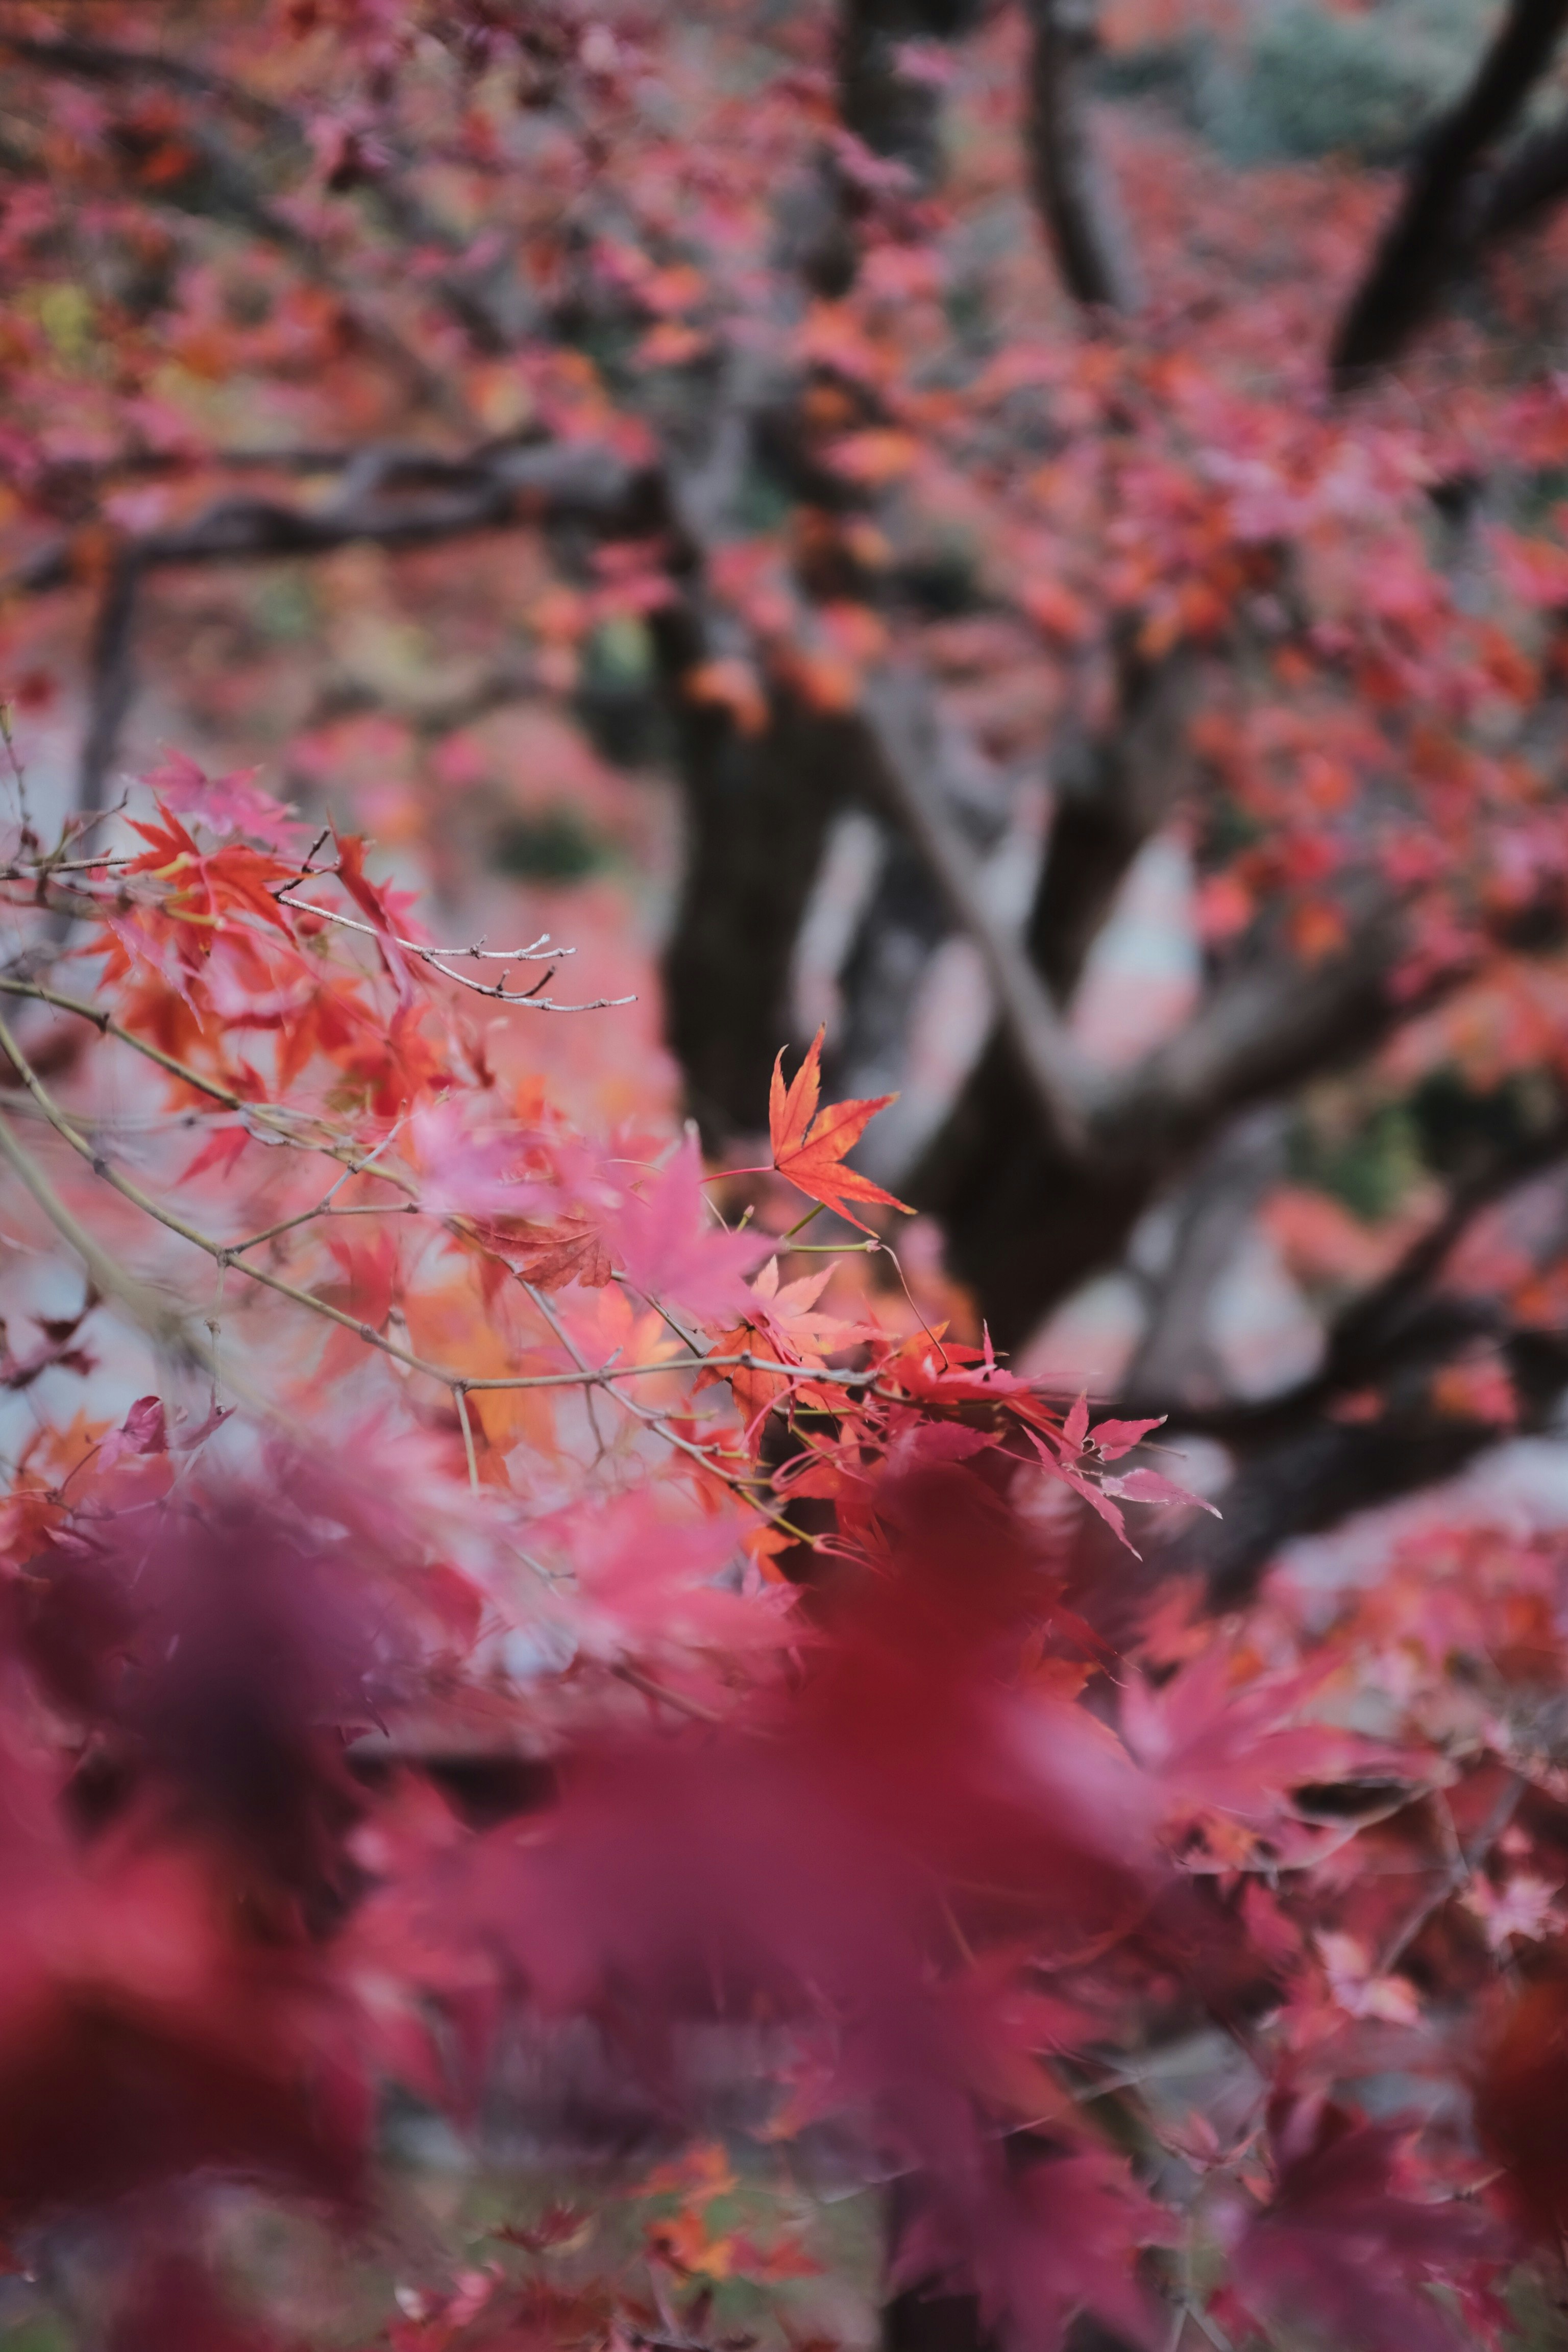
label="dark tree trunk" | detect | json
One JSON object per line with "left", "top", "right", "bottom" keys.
{"left": 658, "top": 681, "right": 862, "bottom": 1144}
{"left": 913, "top": 649, "right": 1192, "bottom": 1349}
{"left": 918, "top": 1089, "right": 1157, "bottom": 1354}
{"left": 839, "top": 0, "right": 986, "bottom": 181}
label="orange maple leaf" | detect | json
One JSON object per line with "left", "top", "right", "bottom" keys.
{"left": 768, "top": 1027, "right": 911, "bottom": 1233}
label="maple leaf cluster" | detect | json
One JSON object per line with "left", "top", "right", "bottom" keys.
{"left": 0, "top": 761, "right": 1549, "bottom": 2351}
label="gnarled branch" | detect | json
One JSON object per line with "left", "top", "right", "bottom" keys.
{"left": 1142, "top": 1108, "right": 1568, "bottom": 1600}
{"left": 1331, "top": 0, "right": 1568, "bottom": 384}
{"left": 858, "top": 670, "right": 1089, "bottom": 1153}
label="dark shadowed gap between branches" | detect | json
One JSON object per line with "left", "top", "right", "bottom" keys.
{"left": 838, "top": 0, "right": 989, "bottom": 185}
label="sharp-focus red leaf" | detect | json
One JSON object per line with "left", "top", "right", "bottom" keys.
{"left": 768, "top": 1027, "right": 911, "bottom": 1231}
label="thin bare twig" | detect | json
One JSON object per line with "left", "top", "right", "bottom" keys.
{"left": 273, "top": 888, "right": 631, "bottom": 1011}
{"left": 0, "top": 1098, "right": 205, "bottom": 1370}
{"left": 70, "top": 554, "right": 141, "bottom": 828}
{"left": 611, "top": 1660, "right": 724, "bottom": 1725}
{"left": 270, "top": 897, "right": 565, "bottom": 964}
{"left": 453, "top": 1383, "right": 481, "bottom": 1492}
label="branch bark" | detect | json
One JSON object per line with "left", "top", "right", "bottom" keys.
{"left": 1021, "top": 0, "right": 1141, "bottom": 312}
{"left": 1121, "top": 1108, "right": 1287, "bottom": 1407}
{"left": 77, "top": 557, "right": 139, "bottom": 821}
{"left": 6, "top": 443, "right": 659, "bottom": 604}
{"left": 919, "top": 889, "right": 1416, "bottom": 1352}
{"left": 1161, "top": 1319, "right": 1568, "bottom": 1605}
{"left": 1031, "top": 644, "right": 1191, "bottom": 1004}
{"left": 1141, "top": 1113, "right": 1568, "bottom": 1600}
{"left": 655, "top": 666, "right": 862, "bottom": 1143}
{"left": 0, "top": 32, "right": 527, "bottom": 371}
{"left": 5, "top": 439, "right": 663, "bottom": 831}
{"left": 837, "top": 0, "right": 985, "bottom": 183}
{"left": 1095, "top": 887, "right": 1404, "bottom": 1157}
{"left": 826, "top": 724, "right": 1017, "bottom": 1138}
{"left": 1331, "top": 0, "right": 1568, "bottom": 385}
{"left": 858, "top": 671, "right": 1089, "bottom": 1154}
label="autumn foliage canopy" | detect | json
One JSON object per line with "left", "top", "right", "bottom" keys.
{"left": 9, "top": 1, "right": 1568, "bottom": 2349}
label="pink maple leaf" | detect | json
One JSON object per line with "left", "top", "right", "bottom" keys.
{"left": 1121, "top": 1647, "right": 1414, "bottom": 1828}
{"left": 614, "top": 1136, "right": 769, "bottom": 1320}
{"left": 142, "top": 752, "right": 308, "bottom": 853}
{"left": 405, "top": 1100, "right": 550, "bottom": 1220}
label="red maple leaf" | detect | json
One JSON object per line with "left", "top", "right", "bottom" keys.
{"left": 768, "top": 1027, "right": 911, "bottom": 1233}
{"left": 122, "top": 804, "right": 296, "bottom": 934}
{"left": 701, "top": 1255, "right": 873, "bottom": 1425}
{"left": 332, "top": 831, "right": 419, "bottom": 1003}
{"left": 1218, "top": 2093, "right": 1498, "bottom": 2352}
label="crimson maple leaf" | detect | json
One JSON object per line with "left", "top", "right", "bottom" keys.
{"left": 1218, "top": 2092, "right": 1498, "bottom": 2352}
{"left": 769, "top": 1026, "right": 911, "bottom": 1233}
{"left": 122, "top": 804, "right": 295, "bottom": 934}
{"left": 333, "top": 831, "right": 418, "bottom": 1003}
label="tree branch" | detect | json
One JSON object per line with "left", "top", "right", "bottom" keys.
{"left": 1331, "top": 0, "right": 1568, "bottom": 385}
{"left": 1151, "top": 1103, "right": 1568, "bottom": 1449}
{"left": 5, "top": 439, "right": 662, "bottom": 822}
{"left": 76, "top": 556, "right": 140, "bottom": 820}
{"left": 1020, "top": 0, "right": 1141, "bottom": 312}
{"left": 1138, "top": 1112, "right": 1568, "bottom": 1600}
{"left": 7, "top": 442, "right": 658, "bottom": 602}
{"left": 915, "top": 875, "right": 1474, "bottom": 1348}
{"left": 1120, "top": 1108, "right": 1286, "bottom": 1406}
{"left": 858, "top": 670, "right": 1089, "bottom": 1153}
{"left": 1095, "top": 888, "right": 1405, "bottom": 1156}
{"left": 0, "top": 33, "right": 292, "bottom": 130}
{"left": 1030, "top": 642, "right": 1192, "bottom": 1006}
{"left": 1474, "top": 101, "right": 1568, "bottom": 241}
{"left": 0, "top": 31, "right": 526, "bottom": 373}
